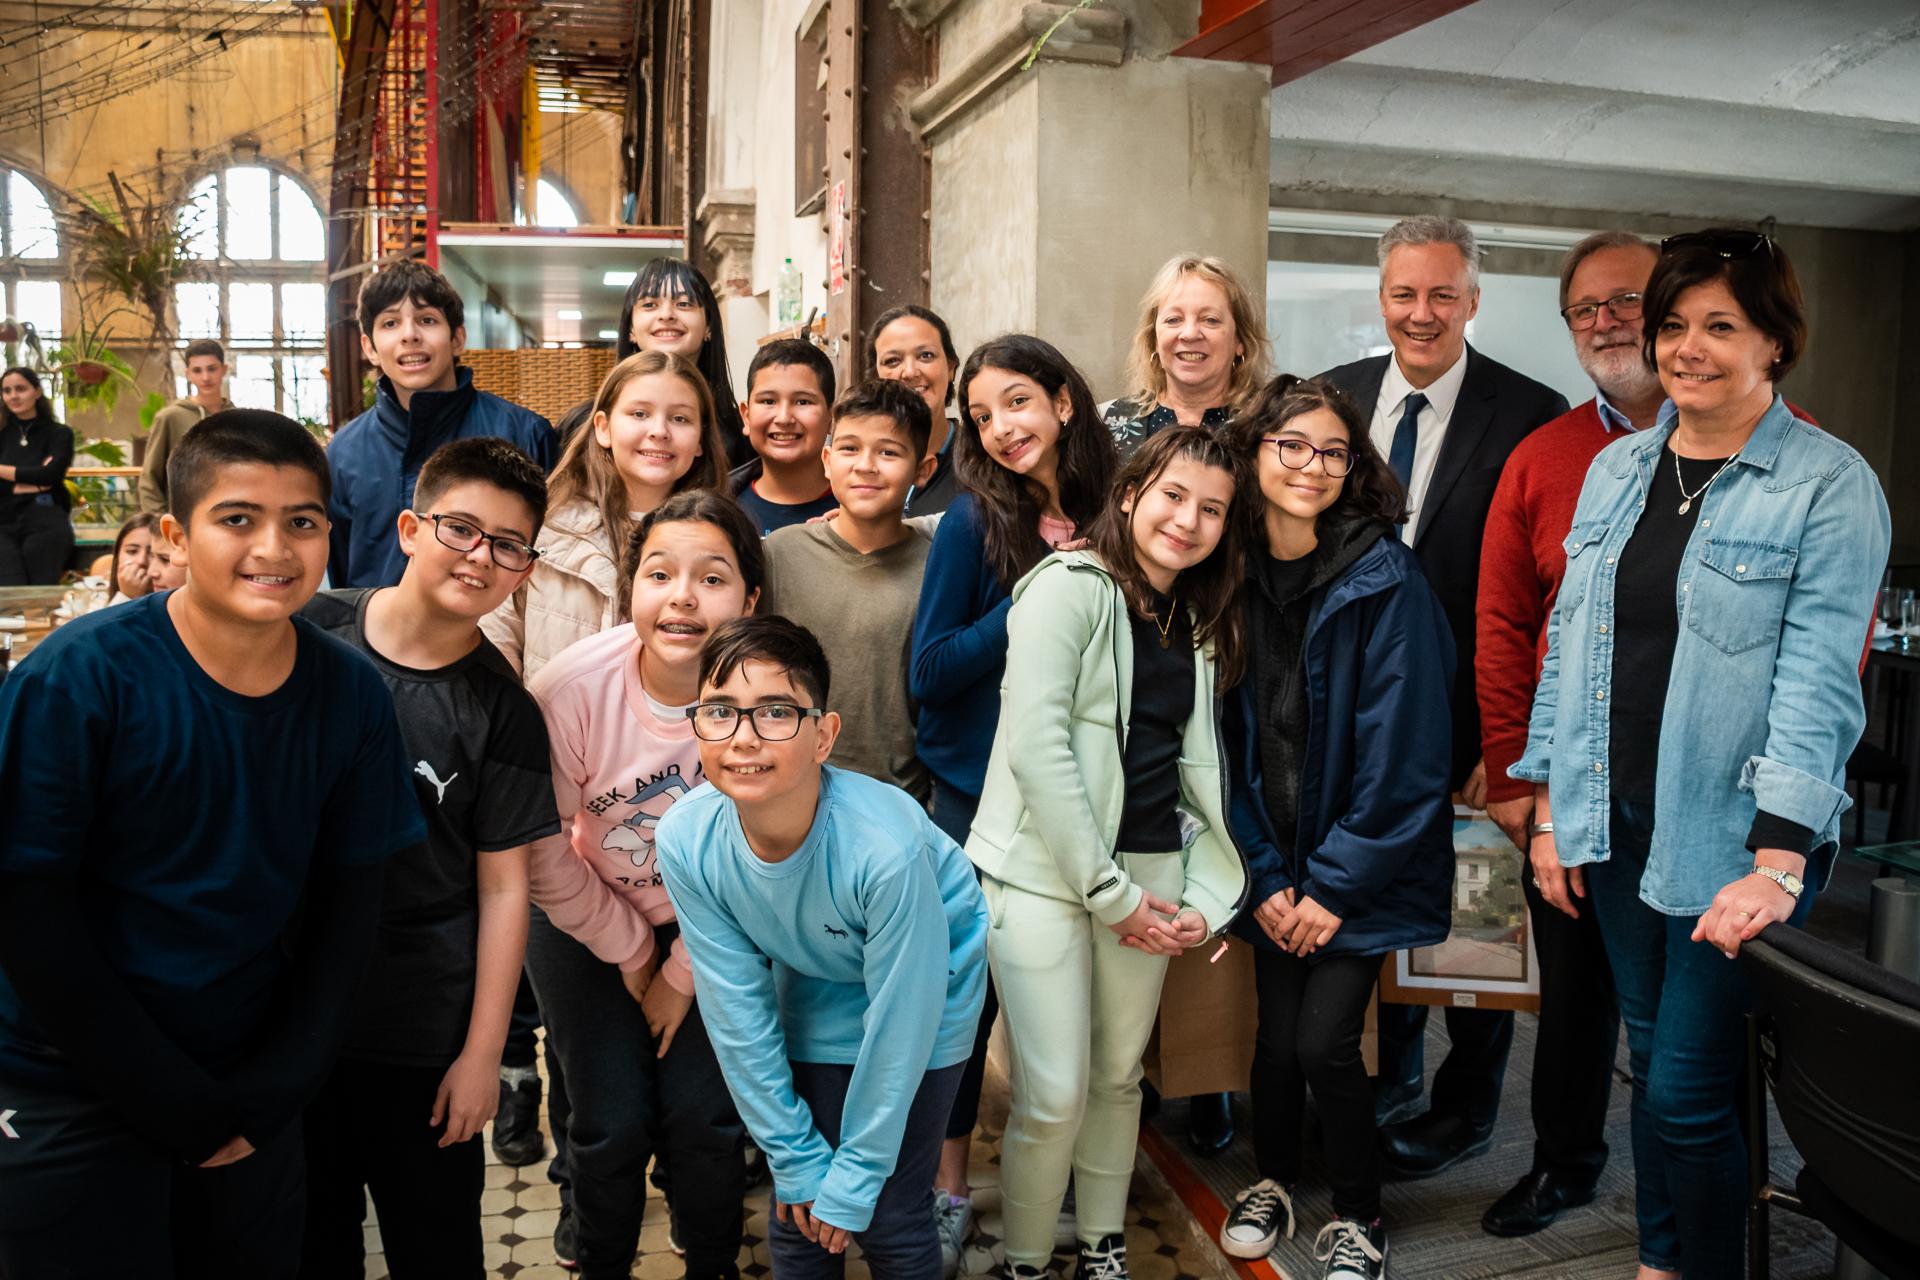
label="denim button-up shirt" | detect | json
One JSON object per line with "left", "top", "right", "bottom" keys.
{"left": 1512, "top": 397, "right": 1890, "bottom": 915}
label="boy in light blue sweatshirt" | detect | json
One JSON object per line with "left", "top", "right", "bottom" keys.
{"left": 655, "top": 616, "right": 987, "bottom": 1280}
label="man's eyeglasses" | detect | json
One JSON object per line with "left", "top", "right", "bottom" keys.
{"left": 1559, "top": 291, "right": 1644, "bottom": 331}
{"left": 415, "top": 513, "right": 541, "bottom": 571}
{"left": 1659, "top": 230, "right": 1773, "bottom": 261}
{"left": 687, "top": 702, "right": 824, "bottom": 742}
{"left": 1262, "top": 437, "right": 1354, "bottom": 478}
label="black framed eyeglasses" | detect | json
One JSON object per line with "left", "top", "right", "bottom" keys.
{"left": 687, "top": 702, "right": 824, "bottom": 742}
{"left": 1261, "top": 437, "right": 1353, "bottom": 478}
{"left": 1559, "top": 291, "right": 1645, "bottom": 331}
{"left": 415, "top": 513, "right": 541, "bottom": 571}
{"left": 1659, "top": 230, "right": 1773, "bottom": 261}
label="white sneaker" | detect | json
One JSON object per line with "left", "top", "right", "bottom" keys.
{"left": 1220, "top": 1178, "right": 1296, "bottom": 1258}
{"left": 934, "top": 1191, "right": 972, "bottom": 1278}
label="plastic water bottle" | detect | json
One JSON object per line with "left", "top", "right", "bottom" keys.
{"left": 776, "top": 258, "right": 803, "bottom": 329}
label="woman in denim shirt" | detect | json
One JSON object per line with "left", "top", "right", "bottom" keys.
{"left": 1512, "top": 230, "right": 1889, "bottom": 1280}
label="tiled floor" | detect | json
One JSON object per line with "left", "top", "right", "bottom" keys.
{"left": 361, "top": 1030, "right": 1233, "bottom": 1280}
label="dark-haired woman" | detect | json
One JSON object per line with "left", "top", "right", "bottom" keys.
{"left": 604, "top": 258, "right": 750, "bottom": 467}
{"left": 1215, "top": 376, "right": 1453, "bottom": 1280}
{"left": 870, "top": 305, "right": 963, "bottom": 516}
{"left": 0, "top": 366, "right": 75, "bottom": 586}
{"left": 969, "top": 426, "right": 1251, "bottom": 1280}
{"left": 1517, "top": 230, "right": 1888, "bottom": 1280}
{"left": 908, "top": 334, "right": 1117, "bottom": 1269}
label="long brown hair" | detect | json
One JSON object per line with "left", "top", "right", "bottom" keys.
{"left": 1087, "top": 425, "right": 1249, "bottom": 690}
{"left": 1230, "top": 374, "right": 1407, "bottom": 531}
{"left": 954, "top": 334, "right": 1117, "bottom": 590}
{"left": 107, "top": 512, "right": 164, "bottom": 602}
{"left": 547, "top": 350, "right": 729, "bottom": 560}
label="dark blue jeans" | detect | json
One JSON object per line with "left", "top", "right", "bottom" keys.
{"left": 1586, "top": 798, "right": 1811, "bottom": 1278}
{"left": 768, "top": 1061, "right": 965, "bottom": 1280}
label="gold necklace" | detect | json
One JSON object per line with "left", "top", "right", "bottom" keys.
{"left": 1154, "top": 597, "right": 1177, "bottom": 649}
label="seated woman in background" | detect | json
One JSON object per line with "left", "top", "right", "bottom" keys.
{"left": 105, "top": 513, "right": 162, "bottom": 603}
{"left": 0, "top": 366, "right": 76, "bottom": 586}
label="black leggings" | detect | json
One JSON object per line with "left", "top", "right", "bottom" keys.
{"left": 929, "top": 780, "right": 996, "bottom": 1143}
{"left": 0, "top": 503, "right": 73, "bottom": 586}
{"left": 1249, "top": 947, "right": 1382, "bottom": 1221}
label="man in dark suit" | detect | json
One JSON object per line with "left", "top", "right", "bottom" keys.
{"left": 1320, "top": 214, "right": 1569, "bottom": 1178}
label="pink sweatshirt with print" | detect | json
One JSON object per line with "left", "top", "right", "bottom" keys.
{"left": 527, "top": 624, "right": 703, "bottom": 995}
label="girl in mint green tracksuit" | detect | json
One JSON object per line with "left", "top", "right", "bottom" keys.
{"left": 967, "top": 426, "right": 1253, "bottom": 1280}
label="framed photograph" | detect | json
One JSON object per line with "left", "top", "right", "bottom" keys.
{"left": 1379, "top": 807, "right": 1541, "bottom": 1012}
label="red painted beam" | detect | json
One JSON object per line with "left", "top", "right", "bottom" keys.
{"left": 1177, "top": 0, "right": 1478, "bottom": 86}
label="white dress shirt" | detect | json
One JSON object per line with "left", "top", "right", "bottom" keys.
{"left": 1370, "top": 349, "right": 1469, "bottom": 543}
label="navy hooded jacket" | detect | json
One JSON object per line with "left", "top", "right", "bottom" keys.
{"left": 1225, "top": 531, "right": 1457, "bottom": 959}
{"left": 328, "top": 368, "right": 556, "bottom": 587}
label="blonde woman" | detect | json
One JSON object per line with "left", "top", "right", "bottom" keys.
{"left": 1105, "top": 254, "right": 1273, "bottom": 459}
{"left": 482, "top": 350, "right": 730, "bottom": 679}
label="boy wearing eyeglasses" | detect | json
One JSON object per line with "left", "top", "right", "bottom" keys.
{"left": 299, "top": 437, "right": 560, "bottom": 1274}
{"left": 655, "top": 616, "right": 988, "bottom": 1280}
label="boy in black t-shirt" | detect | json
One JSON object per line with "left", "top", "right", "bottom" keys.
{"left": 300, "top": 438, "right": 561, "bottom": 1277}
{"left": 0, "top": 411, "right": 425, "bottom": 1280}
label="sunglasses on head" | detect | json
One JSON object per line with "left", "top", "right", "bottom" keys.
{"left": 1659, "top": 230, "right": 1773, "bottom": 261}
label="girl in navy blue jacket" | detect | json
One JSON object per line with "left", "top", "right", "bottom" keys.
{"left": 907, "top": 334, "right": 1116, "bottom": 1260}
{"left": 1217, "top": 376, "right": 1455, "bottom": 1280}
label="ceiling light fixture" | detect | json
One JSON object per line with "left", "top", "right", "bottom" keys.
{"left": 557, "top": 309, "right": 582, "bottom": 320}
{"left": 603, "top": 271, "right": 636, "bottom": 286}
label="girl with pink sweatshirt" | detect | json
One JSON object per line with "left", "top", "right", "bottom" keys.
{"left": 524, "top": 488, "right": 764, "bottom": 1280}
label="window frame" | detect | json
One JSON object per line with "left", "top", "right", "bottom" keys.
{"left": 0, "top": 165, "right": 67, "bottom": 351}
{"left": 171, "top": 164, "right": 328, "bottom": 422}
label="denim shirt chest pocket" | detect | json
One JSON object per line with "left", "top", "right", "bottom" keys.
{"left": 1558, "top": 522, "right": 1610, "bottom": 619}
{"left": 1684, "top": 537, "right": 1798, "bottom": 656}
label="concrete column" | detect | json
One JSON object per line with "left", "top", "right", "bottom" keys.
{"left": 910, "top": 1, "right": 1270, "bottom": 399}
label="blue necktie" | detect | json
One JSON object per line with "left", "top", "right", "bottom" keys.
{"left": 1388, "top": 392, "right": 1427, "bottom": 490}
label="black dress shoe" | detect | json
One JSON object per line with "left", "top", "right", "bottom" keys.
{"left": 1186, "top": 1092, "right": 1235, "bottom": 1154}
{"left": 1378, "top": 1110, "right": 1493, "bottom": 1179}
{"left": 1481, "top": 1168, "right": 1597, "bottom": 1236}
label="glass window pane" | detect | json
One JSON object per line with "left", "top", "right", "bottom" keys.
{"left": 233, "top": 353, "right": 277, "bottom": 411}
{"left": 228, "top": 281, "right": 275, "bottom": 346}
{"left": 284, "top": 355, "right": 328, "bottom": 425}
{"left": 281, "top": 283, "right": 326, "bottom": 344}
{"left": 224, "top": 167, "right": 273, "bottom": 260}
{"left": 536, "top": 178, "right": 579, "bottom": 228}
{"left": 174, "top": 282, "right": 221, "bottom": 340}
{"left": 13, "top": 279, "right": 62, "bottom": 341}
{"left": 8, "top": 171, "right": 60, "bottom": 259}
{"left": 278, "top": 175, "right": 324, "bottom": 261}
{"left": 178, "top": 175, "right": 219, "bottom": 261}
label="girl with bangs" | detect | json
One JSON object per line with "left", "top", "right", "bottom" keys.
{"left": 484, "top": 350, "right": 730, "bottom": 679}
{"left": 966, "top": 426, "right": 1252, "bottom": 1280}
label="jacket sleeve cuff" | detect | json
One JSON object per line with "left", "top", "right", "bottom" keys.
{"left": 617, "top": 933, "right": 655, "bottom": 974}
{"left": 1508, "top": 746, "right": 1551, "bottom": 784}
{"left": 1746, "top": 810, "right": 1817, "bottom": 858}
{"left": 1250, "top": 866, "right": 1293, "bottom": 905}
{"left": 662, "top": 936, "right": 697, "bottom": 996}
{"left": 1089, "top": 878, "right": 1142, "bottom": 928}
{"left": 1738, "top": 756, "right": 1849, "bottom": 839}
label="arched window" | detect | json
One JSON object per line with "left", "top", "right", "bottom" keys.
{"left": 173, "top": 165, "right": 328, "bottom": 422}
{"left": 517, "top": 178, "right": 581, "bottom": 229}
{"left": 0, "top": 167, "right": 64, "bottom": 348}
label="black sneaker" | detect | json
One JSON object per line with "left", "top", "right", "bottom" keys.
{"left": 1313, "top": 1218, "right": 1386, "bottom": 1280}
{"left": 491, "top": 1071, "right": 547, "bottom": 1166}
{"left": 1075, "top": 1233, "right": 1129, "bottom": 1280}
{"left": 1219, "top": 1179, "right": 1295, "bottom": 1258}
{"left": 553, "top": 1206, "right": 580, "bottom": 1271}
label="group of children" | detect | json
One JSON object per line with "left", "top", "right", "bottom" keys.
{"left": 0, "top": 253, "right": 1457, "bottom": 1280}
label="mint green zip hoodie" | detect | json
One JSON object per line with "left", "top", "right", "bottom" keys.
{"left": 964, "top": 550, "right": 1250, "bottom": 934}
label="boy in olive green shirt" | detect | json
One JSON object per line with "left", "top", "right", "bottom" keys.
{"left": 139, "top": 338, "right": 234, "bottom": 514}
{"left": 759, "top": 379, "right": 937, "bottom": 802}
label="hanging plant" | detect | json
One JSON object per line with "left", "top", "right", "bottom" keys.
{"left": 62, "top": 172, "right": 196, "bottom": 363}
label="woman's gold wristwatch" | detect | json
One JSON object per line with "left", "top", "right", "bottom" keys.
{"left": 1753, "top": 865, "right": 1803, "bottom": 899}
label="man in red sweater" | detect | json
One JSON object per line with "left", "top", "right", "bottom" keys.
{"left": 1474, "top": 230, "right": 1664, "bottom": 1239}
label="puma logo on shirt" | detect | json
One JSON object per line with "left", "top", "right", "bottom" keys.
{"left": 823, "top": 924, "right": 849, "bottom": 940}
{"left": 414, "top": 760, "right": 457, "bottom": 804}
